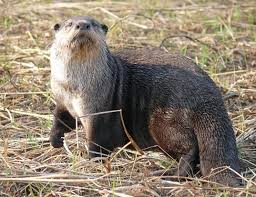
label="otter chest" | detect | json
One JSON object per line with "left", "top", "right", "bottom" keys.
{"left": 51, "top": 80, "right": 85, "bottom": 118}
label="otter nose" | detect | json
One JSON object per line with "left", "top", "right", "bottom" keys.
{"left": 75, "top": 22, "right": 91, "bottom": 30}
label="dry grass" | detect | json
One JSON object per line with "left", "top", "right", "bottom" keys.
{"left": 0, "top": 0, "right": 256, "bottom": 196}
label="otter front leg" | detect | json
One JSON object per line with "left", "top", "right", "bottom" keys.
{"left": 83, "top": 114, "right": 128, "bottom": 158}
{"left": 50, "top": 105, "right": 76, "bottom": 148}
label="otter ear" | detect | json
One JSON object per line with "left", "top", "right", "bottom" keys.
{"left": 101, "top": 24, "right": 108, "bottom": 34}
{"left": 53, "top": 23, "right": 61, "bottom": 32}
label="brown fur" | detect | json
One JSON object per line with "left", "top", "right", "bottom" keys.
{"left": 49, "top": 16, "right": 241, "bottom": 186}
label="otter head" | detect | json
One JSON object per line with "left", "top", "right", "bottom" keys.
{"left": 52, "top": 16, "right": 108, "bottom": 61}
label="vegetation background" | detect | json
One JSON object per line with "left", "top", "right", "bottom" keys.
{"left": 0, "top": 0, "right": 255, "bottom": 196}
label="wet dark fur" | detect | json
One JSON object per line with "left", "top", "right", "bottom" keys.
{"left": 50, "top": 16, "right": 241, "bottom": 186}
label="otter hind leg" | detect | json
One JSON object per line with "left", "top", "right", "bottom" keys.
{"left": 175, "top": 147, "right": 199, "bottom": 177}
{"left": 149, "top": 108, "right": 199, "bottom": 178}
{"left": 50, "top": 105, "right": 76, "bottom": 148}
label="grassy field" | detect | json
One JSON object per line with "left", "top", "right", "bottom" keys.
{"left": 0, "top": 0, "right": 256, "bottom": 196}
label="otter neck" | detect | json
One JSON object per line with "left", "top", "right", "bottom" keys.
{"left": 51, "top": 45, "right": 118, "bottom": 113}
{"left": 52, "top": 43, "right": 110, "bottom": 83}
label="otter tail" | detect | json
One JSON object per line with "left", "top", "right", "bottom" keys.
{"left": 192, "top": 104, "right": 241, "bottom": 186}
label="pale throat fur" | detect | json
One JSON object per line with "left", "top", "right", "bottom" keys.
{"left": 50, "top": 33, "right": 112, "bottom": 118}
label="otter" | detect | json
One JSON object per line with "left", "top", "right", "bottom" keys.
{"left": 49, "top": 16, "right": 241, "bottom": 186}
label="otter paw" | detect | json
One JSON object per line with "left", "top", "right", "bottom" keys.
{"left": 50, "top": 134, "right": 64, "bottom": 148}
